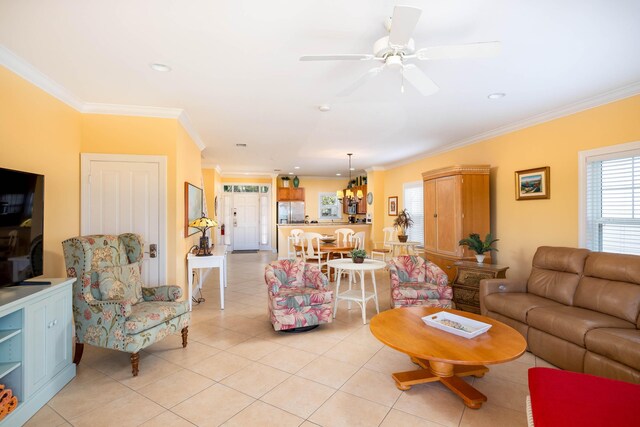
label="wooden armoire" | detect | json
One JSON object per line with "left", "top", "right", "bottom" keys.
{"left": 422, "top": 165, "right": 491, "bottom": 282}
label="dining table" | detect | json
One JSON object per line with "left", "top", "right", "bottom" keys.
{"left": 294, "top": 240, "right": 357, "bottom": 281}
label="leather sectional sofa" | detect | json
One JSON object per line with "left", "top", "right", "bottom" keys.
{"left": 480, "top": 246, "right": 640, "bottom": 383}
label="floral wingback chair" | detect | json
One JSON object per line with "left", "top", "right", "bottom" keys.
{"left": 62, "top": 234, "right": 190, "bottom": 376}
{"left": 389, "top": 255, "right": 453, "bottom": 308}
{"left": 265, "top": 259, "right": 333, "bottom": 331}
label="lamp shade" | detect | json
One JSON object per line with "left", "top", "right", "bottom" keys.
{"left": 189, "top": 216, "right": 217, "bottom": 230}
{"left": 356, "top": 189, "right": 363, "bottom": 199}
{"left": 337, "top": 190, "right": 344, "bottom": 199}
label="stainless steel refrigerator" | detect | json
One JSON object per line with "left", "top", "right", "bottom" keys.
{"left": 278, "top": 201, "right": 305, "bottom": 224}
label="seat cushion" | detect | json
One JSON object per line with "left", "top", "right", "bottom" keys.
{"left": 270, "top": 287, "right": 333, "bottom": 310}
{"left": 585, "top": 328, "right": 640, "bottom": 372}
{"left": 393, "top": 283, "right": 449, "bottom": 301}
{"left": 97, "top": 263, "right": 143, "bottom": 304}
{"left": 124, "top": 301, "right": 189, "bottom": 334}
{"left": 392, "top": 298, "right": 452, "bottom": 308}
{"left": 270, "top": 303, "right": 333, "bottom": 331}
{"left": 527, "top": 306, "right": 634, "bottom": 347}
{"left": 483, "top": 293, "right": 563, "bottom": 323}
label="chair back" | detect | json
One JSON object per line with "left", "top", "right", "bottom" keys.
{"left": 290, "top": 228, "right": 304, "bottom": 244}
{"left": 335, "top": 228, "right": 354, "bottom": 246}
{"left": 352, "top": 231, "right": 366, "bottom": 250}
{"left": 301, "top": 232, "right": 323, "bottom": 259}
{"left": 382, "top": 227, "right": 396, "bottom": 248}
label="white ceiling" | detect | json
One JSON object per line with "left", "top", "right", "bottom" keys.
{"left": 1, "top": 1, "right": 640, "bottom": 176}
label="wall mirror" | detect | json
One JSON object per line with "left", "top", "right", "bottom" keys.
{"left": 184, "top": 182, "right": 203, "bottom": 237}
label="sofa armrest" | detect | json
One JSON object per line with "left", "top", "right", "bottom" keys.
{"left": 479, "top": 278, "right": 527, "bottom": 315}
{"left": 142, "top": 286, "right": 182, "bottom": 301}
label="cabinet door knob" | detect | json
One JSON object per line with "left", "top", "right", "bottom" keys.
{"left": 47, "top": 321, "right": 53, "bottom": 328}
{"left": 53, "top": 319, "right": 58, "bottom": 326}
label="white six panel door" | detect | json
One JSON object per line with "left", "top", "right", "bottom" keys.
{"left": 232, "top": 193, "right": 260, "bottom": 250}
{"left": 82, "top": 157, "right": 163, "bottom": 285}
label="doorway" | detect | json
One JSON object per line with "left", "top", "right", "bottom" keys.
{"left": 221, "top": 184, "right": 271, "bottom": 251}
{"left": 80, "top": 153, "right": 167, "bottom": 285}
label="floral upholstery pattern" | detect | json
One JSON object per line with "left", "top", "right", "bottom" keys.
{"left": 265, "top": 259, "right": 333, "bottom": 331}
{"left": 97, "top": 263, "right": 144, "bottom": 304}
{"left": 389, "top": 256, "right": 453, "bottom": 309}
{"left": 62, "top": 234, "right": 190, "bottom": 354}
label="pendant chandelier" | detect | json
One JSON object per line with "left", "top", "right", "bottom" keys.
{"left": 336, "top": 153, "right": 363, "bottom": 205}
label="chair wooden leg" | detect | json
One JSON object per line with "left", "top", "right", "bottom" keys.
{"left": 181, "top": 326, "right": 189, "bottom": 348}
{"left": 131, "top": 352, "right": 140, "bottom": 376}
{"left": 73, "top": 342, "right": 84, "bottom": 365}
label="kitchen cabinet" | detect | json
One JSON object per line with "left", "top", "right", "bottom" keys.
{"left": 341, "top": 185, "right": 367, "bottom": 214}
{"left": 277, "top": 187, "right": 305, "bottom": 201}
{"left": 422, "top": 165, "right": 490, "bottom": 281}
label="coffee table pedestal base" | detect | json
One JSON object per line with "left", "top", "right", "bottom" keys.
{"left": 392, "top": 358, "right": 489, "bottom": 409}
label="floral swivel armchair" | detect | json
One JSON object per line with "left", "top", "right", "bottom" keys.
{"left": 265, "top": 259, "right": 334, "bottom": 332}
{"left": 62, "top": 234, "right": 190, "bottom": 376}
{"left": 389, "top": 256, "right": 453, "bottom": 309}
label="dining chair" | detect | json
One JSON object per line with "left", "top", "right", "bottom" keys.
{"left": 334, "top": 228, "right": 355, "bottom": 260}
{"left": 300, "top": 232, "right": 330, "bottom": 276}
{"left": 287, "top": 228, "right": 304, "bottom": 258}
{"left": 352, "top": 231, "right": 366, "bottom": 251}
{"left": 371, "top": 227, "right": 396, "bottom": 261}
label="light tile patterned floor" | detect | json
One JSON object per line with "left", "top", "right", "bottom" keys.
{"left": 25, "top": 252, "right": 556, "bottom": 426}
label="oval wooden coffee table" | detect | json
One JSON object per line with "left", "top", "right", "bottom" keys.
{"left": 370, "top": 307, "right": 526, "bottom": 409}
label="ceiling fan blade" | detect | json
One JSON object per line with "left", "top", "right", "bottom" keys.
{"left": 338, "top": 66, "right": 384, "bottom": 97}
{"left": 402, "top": 64, "right": 439, "bottom": 96}
{"left": 388, "top": 5, "right": 422, "bottom": 47}
{"left": 416, "top": 41, "right": 502, "bottom": 60}
{"left": 299, "top": 54, "right": 375, "bottom": 61}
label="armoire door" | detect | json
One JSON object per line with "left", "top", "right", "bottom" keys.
{"left": 435, "top": 176, "right": 461, "bottom": 256}
{"left": 424, "top": 180, "right": 437, "bottom": 251}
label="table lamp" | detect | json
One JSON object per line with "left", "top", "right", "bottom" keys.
{"left": 189, "top": 215, "right": 218, "bottom": 256}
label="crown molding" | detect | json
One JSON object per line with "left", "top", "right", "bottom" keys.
{"left": 384, "top": 81, "right": 640, "bottom": 170}
{"left": 1, "top": 44, "right": 205, "bottom": 151}
{"left": 365, "top": 166, "right": 386, "bottom": 173}
{"left": 0, "top": 44, "right": 84, "bottom": 110}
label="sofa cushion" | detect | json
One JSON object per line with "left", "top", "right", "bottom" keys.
{"left": 585, "top": 328, "right": 640, "bottom": 372}
{"left": 574, "top": 252, "right": 640, "bottom": 325}
{"left": 526, "top": 247, "right": 590, "bottom": 305}
{"left": 528, "top": 306, "right": 634, "bottom": 347}
{"left": 270, "top": 287, "right": 333, "bottom": 309}
{"left": 97, "top": 263, "right": 143, "bottom": 304}
{"left": 393, "top": 283, "right": 450, "bottom": 301}
{"left": 124, "top": 301, "right": 189, "bottom": 334}
{"left": 483, "top": 293, "right": 563, "bottom": 323}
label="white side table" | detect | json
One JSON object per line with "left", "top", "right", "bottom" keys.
{"left": 187, "top": 245, "right": 228, "bottom": 310}
{"left": 387, "top": 241, "right": 421, "bottom": 257}
{"left": 328, "top": 258, "right": 386, "bottom": 324}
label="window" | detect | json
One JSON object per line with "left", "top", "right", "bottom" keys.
{"left": 318, "top": 192, "right": 341, "bottom": 220}
{"left": 581, "top": 141, "right": 640, "bottom": 255}
{"left": 403, "top": 181, "right": 424, "bottom": 246}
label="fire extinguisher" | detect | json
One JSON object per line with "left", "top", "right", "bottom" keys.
{"left": 221, "top": 224, "right": 225, "bottom": 235}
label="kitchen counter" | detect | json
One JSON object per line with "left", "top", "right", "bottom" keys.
{"left": 277, "top": 223, "right": 371, "bottom": 258}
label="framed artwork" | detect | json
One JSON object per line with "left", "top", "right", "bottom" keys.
{"left": 515, "top": 167, "right": 550, "bottom": 200}
{"left": 184, "top": 182, "right": 203, "bottom": 236}
{"left": 388, "top": 196, "right": 398, "bottom": 216}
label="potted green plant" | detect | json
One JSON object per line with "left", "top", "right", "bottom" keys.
{"left": 393, "top": 209, "right": 414, "bottom": 242}
{"left": 458, "top": 233, "right": 499, "bottom": 263}
{"left": 350, "top": 249, "right": 367, "bottom": 264}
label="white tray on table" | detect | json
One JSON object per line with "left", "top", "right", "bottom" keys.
{"left": 422, "top": 311, "right": 492, "bottom": 339}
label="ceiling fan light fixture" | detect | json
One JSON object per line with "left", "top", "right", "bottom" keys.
{"left": 488, "top": 92, "right": 506, "bottom": 99}
{"left": 385, "top": 55, "right": 403, "bottom": 70}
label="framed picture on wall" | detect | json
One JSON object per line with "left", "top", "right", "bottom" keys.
{"left": 515, "top": 167, "right": 550, "bottom": 200}
{"left": 185, "top": 182, "right": 203, "bottom": 236}
{"left": 388, "top": 196, "right": 398, "bottom": 216}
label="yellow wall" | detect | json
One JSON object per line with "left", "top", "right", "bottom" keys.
{"left": 294, "top": 177, "right": 350, "bottom": 222}
{"left": 81, "top": 115, "right": 202, "bottom": 289}
{"left": 0, "top": 65, "right": 82, "bottom": 277}
{"left": 380, "top": 95, "right": 640, "bottom": 280}
{"left": 222, "top": 176, "right": 272, "bottom": 184}
{"left": 202, "top": 169, "right": 216, "bottom": 219}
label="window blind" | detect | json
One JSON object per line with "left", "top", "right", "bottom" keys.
{"left": 585, "top": 153, "right": 640, "bottom": 255}
{"left": 403, "top": 182, "right": 424, "bottom": 246}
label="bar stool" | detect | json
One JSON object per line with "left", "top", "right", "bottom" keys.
{"left": 287, "top": 228, "right": 304, "bottom": 258}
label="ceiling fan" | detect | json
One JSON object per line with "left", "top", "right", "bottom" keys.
{"left": 299, "top": 5, "right": 501, "bottom": 96}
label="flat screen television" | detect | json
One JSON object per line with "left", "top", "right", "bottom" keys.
{"left": 0, "top": 167, "right": 44, "bottom": 286}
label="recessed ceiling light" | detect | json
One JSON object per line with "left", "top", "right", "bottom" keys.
{"left": 149, "top": 63, "right": 172, "bottom": 72}
{"left": 288, "top": 172, "right": 294, "bottom": 175}
{"left": 487, "top": 92, "right": 506, "bottom": 99}
{"left": 336, "top": 173, "right": 341, "bottom": 176}
{"left": 294, "top": 166, "right": 300, "bottom": 169}
{"left": 350, "top": 167, "right": 355, "bottom": 171}
{"left": 318, "top": 104, "right": 331, "bottom": 112}
{"left": 273, "top": 169, "right": 281, "bottom": 172}
{"left": 235, "top": 143, "right": 247, "bottom": 147}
